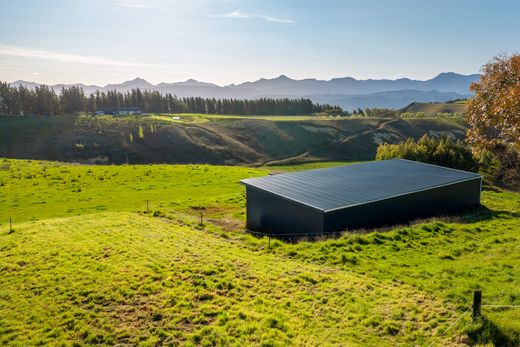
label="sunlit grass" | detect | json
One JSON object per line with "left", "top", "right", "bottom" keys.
{"left": 151, "top": 113, "right": 353, "bottom": 122}
{"left": 1, "top": 158, "right": 519, "bottom": 345}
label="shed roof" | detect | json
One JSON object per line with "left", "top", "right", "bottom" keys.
{"left": 241, "top": 159, "right": 481, "bottom": 212}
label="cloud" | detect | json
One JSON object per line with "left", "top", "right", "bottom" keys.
{"left": 29, "top": 72, "right": 40, "bottom": 75}
{"left": 217, "top": 10, "right": 249, "bottom": 19}
{"left": 210, "top": 10, "right": 295, "bottom": 24}
{"left": 114, "top": 0, "right": 157, "bottom": 9}
{"left": 0, "top": 44, "right": 168, "bottom": 69}
{"left": 259, "top": 15, "right": 295, "bottom": 24}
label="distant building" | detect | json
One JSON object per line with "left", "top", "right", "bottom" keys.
{"left": 98, "top": 107, "right": 142, "bottom": 116}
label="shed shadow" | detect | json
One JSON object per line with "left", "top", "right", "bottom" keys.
{"left": 458, "top": 204, "right": 520, "bottom": 224}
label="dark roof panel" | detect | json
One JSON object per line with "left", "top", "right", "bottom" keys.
{"left": 241, "top": 159, "right": 481, "bottom": 211}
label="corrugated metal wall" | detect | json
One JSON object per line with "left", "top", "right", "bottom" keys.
{"left": 323, "top": 177, "right": 482, "bottom": 232}
{"left": 246, "top": 187, "right": 323, "bottom": 236}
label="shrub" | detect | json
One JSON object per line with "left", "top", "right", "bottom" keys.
{"left": 480, "top": 146, "right": 520, "bottom": 191}
{"left": 375, "top": 134, "right": 479, "bottom": 172}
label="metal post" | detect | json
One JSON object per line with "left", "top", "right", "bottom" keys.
{"left": 473, "top": 289, "right": 482, "bottom": 321}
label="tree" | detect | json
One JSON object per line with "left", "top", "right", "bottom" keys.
{"left": 467, "top": 54, "right": 520, "bottom": 152}
{"left": 466, "top": 54, "right": 520, "bottom": 188}
{"left": 34, "top": 85, "right": 58, "bottom": 115}
{"left": 16, "top": 86, "right": 35, "bottom": 115}
{"left": 60, "top": 86, "right": 85, "bottom": 114}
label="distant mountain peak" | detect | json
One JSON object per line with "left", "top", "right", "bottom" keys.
{"left": 126, "top": 77, "right": 152, "bottom": 84}
{"left": 183, "top": 78, "right": 209, "bottom": 86}
{"left": 105, "top": 77, "right": 154, "bottom": 90}
{"left": 7, "top": 72, "right": 479, "bottom": 110}
{"left": 163, "top": 79, "right": 219, "bottom": 87}
{"left": 432, "top": 72, "right": 479, "bottom": 80}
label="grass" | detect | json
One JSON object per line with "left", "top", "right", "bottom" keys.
{"left": 150, "top": 113, "right": 352, "bottom": 122}
{"left": 0, "top": 212, "right": 459, "bottom": 346}
{"left": 1, "top": 158, "right": 519, "bottom": 345}
{"left": 0, "top": 158, "right": 264, "bottom": 224}
{"left": 400, "top": 102, "right": 466, "bottom": 116}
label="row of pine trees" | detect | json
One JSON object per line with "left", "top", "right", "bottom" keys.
{"left": 0, "top": 82, "right": 342, "bottom": 116}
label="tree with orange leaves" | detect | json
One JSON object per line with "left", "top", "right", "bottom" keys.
{"left": 467, "top": 53, "right": 520, "bottom": 152}
{"left": 467, "top": 53, "right": 520, "bottom": 188}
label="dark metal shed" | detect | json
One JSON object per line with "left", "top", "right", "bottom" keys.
{"left": 240, "top": 159, "right": 482, "bottom": 237}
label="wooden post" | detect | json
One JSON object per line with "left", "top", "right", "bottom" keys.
{"left": 146, "top": 200, "right": 149, "bottom": 214}
{"left": 9, "top": 217, "right": 12, "bottom": 233}
{"left": 268, "top": 233, "right": 271, "bottom": 249}
{"left": 473, "top": 289, "right": 482, "bottom": 321}
{"left": 199, "top": 211, "right": 203, "bottom": 226}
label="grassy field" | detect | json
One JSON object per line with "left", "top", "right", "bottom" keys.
{"left": 400, "top": 102, "right": 466, "bottom": 116}
{"left": 1, "top": 158, "right": 519, "bottom": 345}
{"left": 150, "top": 113, "right": 351, "bottom": 123}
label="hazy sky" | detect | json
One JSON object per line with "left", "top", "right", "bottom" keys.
{"left": 0, "top": 0, "right": 518, "bottom": 86}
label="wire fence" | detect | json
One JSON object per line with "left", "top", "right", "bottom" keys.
{"left": 427, "top": 308, "right": 471, "bottom": 347}
{"left": 427, "top": 291, "right": 520, "bottom": 346}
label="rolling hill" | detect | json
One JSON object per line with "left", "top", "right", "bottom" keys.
{"left": 400, "top": 100, "right": 467, "bottom": 116}
{"left": 0, "top": 115, "right": 468, "bottom": 165}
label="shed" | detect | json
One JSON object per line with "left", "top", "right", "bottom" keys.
{"left": 240, "top": 159, "right": 482, "bottom": 237}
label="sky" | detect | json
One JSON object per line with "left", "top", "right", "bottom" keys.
{"left": 0, "top": 0, "right": 518, "bottom": 86}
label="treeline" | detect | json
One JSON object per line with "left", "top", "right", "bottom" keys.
{"left": 0, "top": 82, "right": 341, "bottom": 116}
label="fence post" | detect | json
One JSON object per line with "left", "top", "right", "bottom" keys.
{"left": 146, "top": 200, "right": 149, "bottom": 214}
{"left": 473, "top": 289, "right": 482, "bottom": 321}
{"left": 268, "top": 230, "right": 271, "bottom": 249}
{"left": 9, "top": 217, "right": 12, "bottom": 233}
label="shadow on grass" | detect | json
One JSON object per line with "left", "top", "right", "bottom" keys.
{"left": 466, "top": 316, "right": 518, "bottom": 347}
{"left": 460, "top": 205, "right": 520, "bottom": 224}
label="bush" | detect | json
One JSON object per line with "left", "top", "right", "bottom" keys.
{"left": 375, "top": 134, "right": 479, "bottom": 172}
{"left": 480, "top": 145, "right": 520, "bottom": 191}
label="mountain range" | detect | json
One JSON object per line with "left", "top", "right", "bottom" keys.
{"left": 9, "top": 72, "right": 479, "bottom": 110}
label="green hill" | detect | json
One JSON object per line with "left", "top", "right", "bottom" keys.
{"left": 400, "top": 101, "right": 467, "bottom": 116}
{"left": 1, "top": 159, "right": 519, "bottom": 345}
{"left": 0, "top": 114, "right": 468, "bottom": 165}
